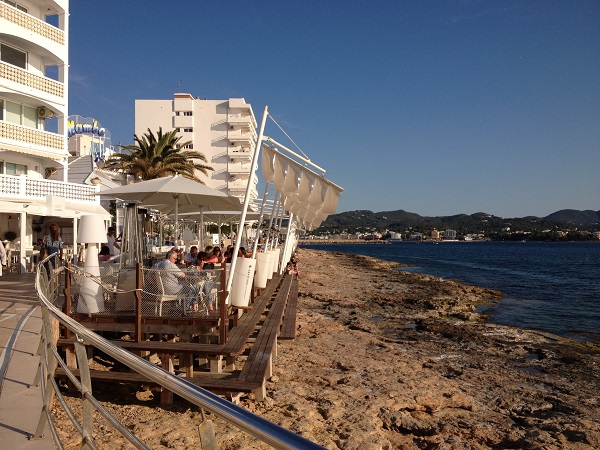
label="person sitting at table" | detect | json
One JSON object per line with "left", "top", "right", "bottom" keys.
{"left": 170, "top": 247, "right": 185, "bottom": 265}
{"left": 183, "top": 246, "right": 198, "bottom": 267}
{"left": 152, "top": 249, "right": 187, "bottom": 295}
{"left": 211, "top": 246, "right": 224, "bottom": 263}
{"left": 98, "top": 245, "right": 112, "bottom": 262}
{"left": 192, "top": 254, "right": 215, "bottom": 312}
{"left": 202, "top": 248, "right": 219, "bottom": 267}
{"left": 224, "top": 245, "right": 234, "bottom": 263}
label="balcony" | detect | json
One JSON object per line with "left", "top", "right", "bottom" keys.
{"left": 0, "top": 121, "right": 66, "bottom": 158}
{"left": 227, "top": 112, "right": 257, "bottom": 129}
{"left": 0, "top": 174, "right": 98, "bottom": 204}
{"left": 0, "top": 3, "right": 65, "bottom": 45}
{"left": 228, "top": 147, "right": 253, "bottom": 162}
{"left": 0, "top": 61, "right": 64, "bottom": 102}
{"left": 227, "top": 131, "right": 255, "bottom": 148}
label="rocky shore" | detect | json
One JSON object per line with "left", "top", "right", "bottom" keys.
{"left": 55, "top": 248, "right": 599, "bottom": 449}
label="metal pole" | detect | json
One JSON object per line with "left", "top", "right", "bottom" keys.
{"left": 226, "top": 106, "right": 269, "bottom": 294}
{"left": 251, "top": 183, "right": 271, "bottom": 258}
{"left": 264, "top": 191, "right": 280, "bottom": 251}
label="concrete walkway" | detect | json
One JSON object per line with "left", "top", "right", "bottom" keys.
{"left": 0, "top": 273, "right": 53, "bottom": 449}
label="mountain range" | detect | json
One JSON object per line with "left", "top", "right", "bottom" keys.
{"left": 316, "top": 209, "right": 600, "bottom": 234}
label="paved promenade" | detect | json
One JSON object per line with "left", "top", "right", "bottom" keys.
{"left": 0, "top": 273, "right": 53, "bottom": 449}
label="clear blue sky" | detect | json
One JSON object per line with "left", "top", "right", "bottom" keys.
{"left": 68, "top": 1, "right": 600, "bottom": 219}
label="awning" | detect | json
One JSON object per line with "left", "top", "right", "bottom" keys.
{"left": 0, "top": 199, "right": 110, "bottom": 219}
{"left": 261, "top": 144, "right": 343, "bottom": 230}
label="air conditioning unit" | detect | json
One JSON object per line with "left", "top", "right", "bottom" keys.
{"left": 37, "top": 107, "right": 53, "bottom": 119}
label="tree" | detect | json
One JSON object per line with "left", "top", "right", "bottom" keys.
{"left": 104, "top": 128, "right": 213, "bottom": 182}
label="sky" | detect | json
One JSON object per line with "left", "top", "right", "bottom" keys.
{"left": 68, "top": 1, "right": 600, "bottom": 219}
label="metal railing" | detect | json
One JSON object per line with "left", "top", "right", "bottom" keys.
{"left": 33, "top": 255, "right": 323, "bottom": 449}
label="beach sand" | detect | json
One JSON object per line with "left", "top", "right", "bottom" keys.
{"left": 53, "top": 248, "right": 600, "bottom": 449}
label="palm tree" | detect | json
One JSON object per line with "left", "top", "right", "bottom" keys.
{"left": 104, "top": 128, "right": 213, "bottom": 182}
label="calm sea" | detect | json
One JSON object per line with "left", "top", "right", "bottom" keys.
{"left": 300, "top": 241, "right": 600, "bottom": 344}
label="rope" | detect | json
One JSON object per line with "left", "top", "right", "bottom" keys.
{"left": 65, "top": 265, "right": 141, "bottom": 294}
{"left": 267, "top": 114, "right": 310, "bottom": 160}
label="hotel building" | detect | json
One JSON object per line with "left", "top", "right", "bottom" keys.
{"left": 135, "top": 94, "right": 259, "bottom": 203}
{"left": 1, "top": 0, "right": 108, "bottom": 272}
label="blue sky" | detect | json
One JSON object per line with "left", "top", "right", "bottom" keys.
{"left": 68, "top": 1, "right": 600, "bottom": 219}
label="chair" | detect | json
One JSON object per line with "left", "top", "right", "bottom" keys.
{"left": 152, "top": 271, "right": 187, "bottom": 316}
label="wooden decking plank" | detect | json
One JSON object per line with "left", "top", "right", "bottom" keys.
{"left": 280, "top": 277, "right": 299, "bottom": 340}
{"left": 54, "top": 368, "right": 260, "bottom": 391}
{"left": 239, "top": 275, "right": 292, "bottom": 384}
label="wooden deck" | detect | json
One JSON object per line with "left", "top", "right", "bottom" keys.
{"left": 51, "top": 269, "right": 300, "bottom": 402}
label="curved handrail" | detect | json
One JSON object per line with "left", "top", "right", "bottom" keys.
{"left": 34, "top": 255, "right": 322, "bottom": 449}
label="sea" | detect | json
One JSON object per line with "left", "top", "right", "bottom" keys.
{"left": 300, "top": 241, "right": 600, "bottom": 344}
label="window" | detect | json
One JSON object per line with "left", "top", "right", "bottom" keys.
{"left": 1, "top": 99, "right": 40, "bottom": 129}
{"left": 4, "top": 162, "right": 27, "bottom": 175}
{"left": 2, "top": 0, "right": 27, "bottom": 12}
{"left": 183, "top": 128, "right": 193, "bottom": 132}
{"left": 22, "top": 105, "right": 36, "bottom": 128}
{"left": 5, "top": 100, "right": 21, "bottom": 125}
{"left": 183, "top": 111, "right": 192, "bottom": 116}
{"left": 1, "top": 43, "right": 27, "bottom": 69}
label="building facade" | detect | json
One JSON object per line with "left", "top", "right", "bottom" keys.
{"left": 0, "top": 0, "right": 108, "bottom": 272}
{"left": 135, "top": 94, "right": 259, "bottom": 202}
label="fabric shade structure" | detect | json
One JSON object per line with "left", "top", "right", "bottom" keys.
{"left": 261, "top": 144, "right": 343, "bottom": 230}
{"left": 97, "top": 174, "right": 242, "bottom": 246}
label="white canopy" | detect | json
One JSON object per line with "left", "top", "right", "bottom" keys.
{"left": 261, "top": 144, "right": 343, "bottom": 230}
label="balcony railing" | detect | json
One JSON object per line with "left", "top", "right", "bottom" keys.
{"left": 0, "top": 61, "right": 64, "bottom": 98}
{"left": 0, "top": 3, "right": 65, "bottom": 45}
{"left": 0, "top": 174, "right": 97, "bottom": 203}
{"left": 0, "top": 121, "right": 64, "bottom": 151}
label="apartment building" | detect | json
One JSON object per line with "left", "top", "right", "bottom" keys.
{"left": 1, "top": 0, "right": 109, "bottom": 272}
{"left": 135, "top": 94, "right": 259, "bottom": 203}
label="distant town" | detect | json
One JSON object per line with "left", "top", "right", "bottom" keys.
{"left": 303, "top": 209, "right": 600, "bottom": 242}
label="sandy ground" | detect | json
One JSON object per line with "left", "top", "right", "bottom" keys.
{"left": 53, "top": 248, "right": 600, "bottom": 449}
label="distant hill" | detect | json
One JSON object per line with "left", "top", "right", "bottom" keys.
{"left": 316, "top": 209, "right": 600, "bottom": 234}
{"left": 543, "top": 209, "right": 600, "bottom": 225}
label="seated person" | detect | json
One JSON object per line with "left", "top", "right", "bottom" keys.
{"left": 203, "top": 248, "right": 219, "bottom": 267}
{"left": 224, "top": 245, "right": 234, "bottom": 263}
{"left": 152, "top": 249, "right": 187, "bottom": 295}
{"left": 211, "top": 246, "right": 224, "bottom": 263}
{"left": 184, "top": 245, "right": 198, "bottom": 267}
{"left": 191, "top": 255, "right": 216, "bottom": 312}
{"left": 98, "top": 245, "right": 112, "bottom": 262}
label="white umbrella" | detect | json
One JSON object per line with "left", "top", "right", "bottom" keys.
{"left": 97, "top": 174, "right": 242, "bottom": 247}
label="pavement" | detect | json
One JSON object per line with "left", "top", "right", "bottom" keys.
{"left": 0, "top": 273, "right": 53, "bottom": 449}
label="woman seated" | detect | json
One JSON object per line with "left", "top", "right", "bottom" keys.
{"left": 211, "top": 246, "right": 225, "bottom": 263}
{"left": 98, "top": 245, "right": 112, "bottom": 262}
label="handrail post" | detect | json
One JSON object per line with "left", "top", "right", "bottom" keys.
{"left": 219, "top": 262, "right": 228, "bottom": 344}
{"left": 74, "top": 337, "right": 94, "bottom": 450}
{"left": 135, "top": 263, "right": 143, "bottom": 343}
{"left": 63, "top": 262, "right": 72, "bottom": 339}
{"left": 32, "top": 307, "right": 58, "bottom": 440}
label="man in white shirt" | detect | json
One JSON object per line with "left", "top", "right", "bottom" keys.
{"left": 153, "top": 249, "right": 186, "bottom": 295}
{"left": 106, "top": 227, "right": 121, "bottom": 256}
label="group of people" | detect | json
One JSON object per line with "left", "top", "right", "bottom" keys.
{"left": 152, "top": 245, "right": 224, "bottom": 315}
{"left": 149, "top": 243, "right": 256, "bottom": 315}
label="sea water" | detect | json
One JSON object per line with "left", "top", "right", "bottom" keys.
{"left": 301, "top": 241, "right": 600, "bottom": 344}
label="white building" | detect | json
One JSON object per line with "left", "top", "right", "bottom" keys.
{"left": 135, "top": 94, "right": 259, "bottom": 202}
{"left": 1, "top": 0, "right": 109, "bottom": 272}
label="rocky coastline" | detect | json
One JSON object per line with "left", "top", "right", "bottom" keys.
{"left": 55, "top": 248, "right": 599, "bottom": 449}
